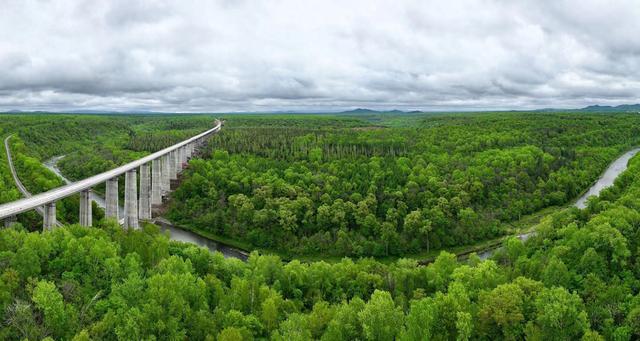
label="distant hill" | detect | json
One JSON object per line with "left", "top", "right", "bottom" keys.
{"left": 4, "top": 104, "right": 640, "bottom": 116}
{"left": 339, "top": 108, "right": 422, "bottom": 115}
{"left": 579, "top": 104, "right": 640, "bottom": 112}
{"left": 340, "top": 105, "right": 640, "bottom": 114}
{"left": 339, "top": 108, "right": 380, "bottom": 114}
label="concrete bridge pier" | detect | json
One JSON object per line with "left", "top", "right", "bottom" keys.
{"left": 139, "top": 163, "right": 151, "bottom": 220}
{"left": 79, "top": 189, "right": 92, "bottom": 227}
{"left": 151, "top": 158, "right": 162, "bottom": 207}
{"left": 186, "top": 144, "right": 192, "bottom": 159}
{"left": 178, "top": 147, "right": 185, "bottom": 171}
{"left": 43, "top": 202, "right": 56, "bottom": 230}
{"left": 162, "top": 154, "right": 171, "bottom": 193}
{"left": 106, "top": 178, "right": 119, "bottom": 220}
{"left": 3, "top": 215, "right": 17, "bottom": 228}
{"left": 175, "top": 148, "right": 180, "bottom": 168}
{"left": 124, "top": 169, "right": 139, "bottom": 229}
{"left": 0, "top": 120, "right": 221, "bottom": 228}
{"left": 169, "top": 150, "right": 177, "bottom": 180}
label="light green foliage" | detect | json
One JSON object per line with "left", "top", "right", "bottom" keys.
{"left": 526, "top": 287, "right": 589, "bottom": 340}
{"left": 169, "top": 113, "right": 640, "bottom": 257}
{"left": 32, "top": 280, "right": 76, "bottom": 339}
{"left": 400, "top": 297, "right": 435, "bottom": 341}
{"left": 358, "top": 290, "right": 404, "bottom": 341}
{"left": 0, "top": 113, "right": 640, "bottom": 339}
{"left": 0, "top": 114, "right": 214, "bottom": 229}
{"left": 478, "top": 283, "right": 526, "bottom": 339}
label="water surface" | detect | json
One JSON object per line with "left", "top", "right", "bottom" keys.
{"left": 43, "top": 156, "right": 247, "bottom": 259}
{"left": 478, "top": 147, "right": 640, "bottom": 260}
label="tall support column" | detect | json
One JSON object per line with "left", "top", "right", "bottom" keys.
{"left": 174, "top": 149, "right": 181, "bottom": 173}
{"left": 186, "top": 143, "right": 192, "bottom": 159}
{"left": 106, "top": 178, "right": 119, "bottom": 220}
{"left": 124, "top": 169, "right": 139, "bottom": 229}
{"left": 139, "top": 163, "right": 151, "bottom": 220}
{"left": 79, "top": 189, "right": 92, "bottom": 227}
{"left": 151, "top": 158, "right": 162, "bottom": 206}
{"left": 169, "top": 151, "right": 178, "bottom": 180}
{"left": 178, "top": 147, "right": 185, "bottom": 171}
{"left": 162, "top": 154, "right": 171, "bottom": 193}
{"left": 4, "top": 215, "right": 17, "bottom": 228}
{"left": 43, "top": 202, "right": 56, "bottom": 230}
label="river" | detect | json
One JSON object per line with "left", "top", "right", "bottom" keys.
{"left": 574, "top": 148, "right": 640, "bottom": 209}
{"left": 44, "top": 146, "right": 640, "bottom": 263}
{"left": 43, "top": 155, "right": 248, "bottom": 260}
{"left": 477, "top": 147, "right": 640, "bottom": 260}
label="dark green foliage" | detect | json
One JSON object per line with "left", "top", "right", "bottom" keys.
{"left": 2, "top": 113, "right": 640, "bottom": 339}
{"left": 169, "top": 113, "right": 640, "bottom": 257}
{"left": 2, "top": 150, "right": 640, "bottom": 339}
{"left": 0, "top": 114, "right": 218, "bottom": 228}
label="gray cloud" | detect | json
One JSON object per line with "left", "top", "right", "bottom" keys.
{"left": 1, "top": 0, "right": 640, "bottom": 112}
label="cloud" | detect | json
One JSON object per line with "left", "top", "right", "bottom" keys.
{"left": 0, "top": 0, "right": 639, "bottom": 112}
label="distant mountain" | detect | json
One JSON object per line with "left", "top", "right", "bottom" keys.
{"left": 4, "top": 104, "right": 639, "bottom": 116}
{"left": 579, "top": 104, "right": 640, "bottom": 112}
{"left": 339, "top": 108, "right": 421, "bottom": 114}
{"left": 339, "top": 108, "right": 380, "bottom": 114}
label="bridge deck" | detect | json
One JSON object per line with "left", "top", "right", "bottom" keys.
{"left": 0, "top": 120, "right": 221, "bottom": 220}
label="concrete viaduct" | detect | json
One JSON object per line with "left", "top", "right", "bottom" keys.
{"left": 0, "top": 120, "right": 222, "bottom": 229}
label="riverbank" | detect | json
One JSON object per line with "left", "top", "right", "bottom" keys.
{"left": 153, "top": 217, "right": 250, "bottom": 260}
{"left": 165, "top": 204, "right": 561, "bottom": 265}
{"left": 40, "top": 144, "right": 640, "bottom": 264}
{"left": 163, "top": 145, "right": 640, "bottom": 264}
{"left": 40, "top": 154, "right": 252, "bottom": 259}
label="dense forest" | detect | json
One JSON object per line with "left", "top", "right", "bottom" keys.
{"left": 168, "top": 113, "right": 640, "bottom": 257}
{"left": 0, "top": 148, "right": 639, "bottom": 339}
{"left": 1, "top": 113, "right": 640, "bottom": 339}
{"left": 0, "top": 114, "right": 215, "bottom": 228}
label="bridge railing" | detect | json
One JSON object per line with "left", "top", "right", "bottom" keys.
{"left": 1, "top": 119, "right": 222, "bottom": 229}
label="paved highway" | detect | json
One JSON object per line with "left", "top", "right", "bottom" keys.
{"left": 0, "top": 120, "right": 221, "bottom": 220}
{"left": 4, "top": 135, "right": 46, "bottom": 216}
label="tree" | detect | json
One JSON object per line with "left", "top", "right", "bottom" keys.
{"left": 308, "top": 301, "right": 335, "bottom": 339}
{"left": 217, "top": 327, "right": 245, "bottom": 341}
{"left": 273, "top": 313, "right": 312, "bottom": 341}
{"left": 403, "top": 209, "right": 432, "bottom": 252}
{"left": 400, "top": 298, "right": 435, "bottom": 341}
{"left": 426, "top": 252, "right": 458, "bottom": 292}
{"left": 478, "top": 283, "right": 526, "bottom": 340}
{"left": 261, "top": 296, "right": 280, "bottom": 332}
{"left": 359, "top": 290, "right": 404, "bottom": 341}
{"left": 542, "top": 256, "right": 572, "bottom": 288}
{"left": 32, "top": 280, "right": 74, "bottom": 340}
{"left": 322, "top": 298, "right": 365, "bottom": 341}
{"left": 526, "top": 287, "right": 589, "bottom": 340}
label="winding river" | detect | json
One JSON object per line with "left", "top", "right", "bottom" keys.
{"left": 43, "top": 156, "right": 248, "bottom": 260}
{"left": 44, "top": 147, "right": 640, "bottom": 263}
{"left": 574, "top": 148, "right": 640, "bottom": 209}
{"left": 477, "top": 147, "right": 640, "bottom": 260}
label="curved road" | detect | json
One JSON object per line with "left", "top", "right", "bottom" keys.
{"left": 43, "top": 155, "right": 125, "bottom": 224}
{"left": 4, "top": 135, "right": 63, "bottom": 225}
{"left": 0, "top": 121, "right": 221, "bottom": 219}
{"left": 5, "top": 136, "right": 39, "bottom": 200}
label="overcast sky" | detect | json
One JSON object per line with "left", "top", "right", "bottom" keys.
{"left": 1, "top": 0, "right": 639, "bottom": 112}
